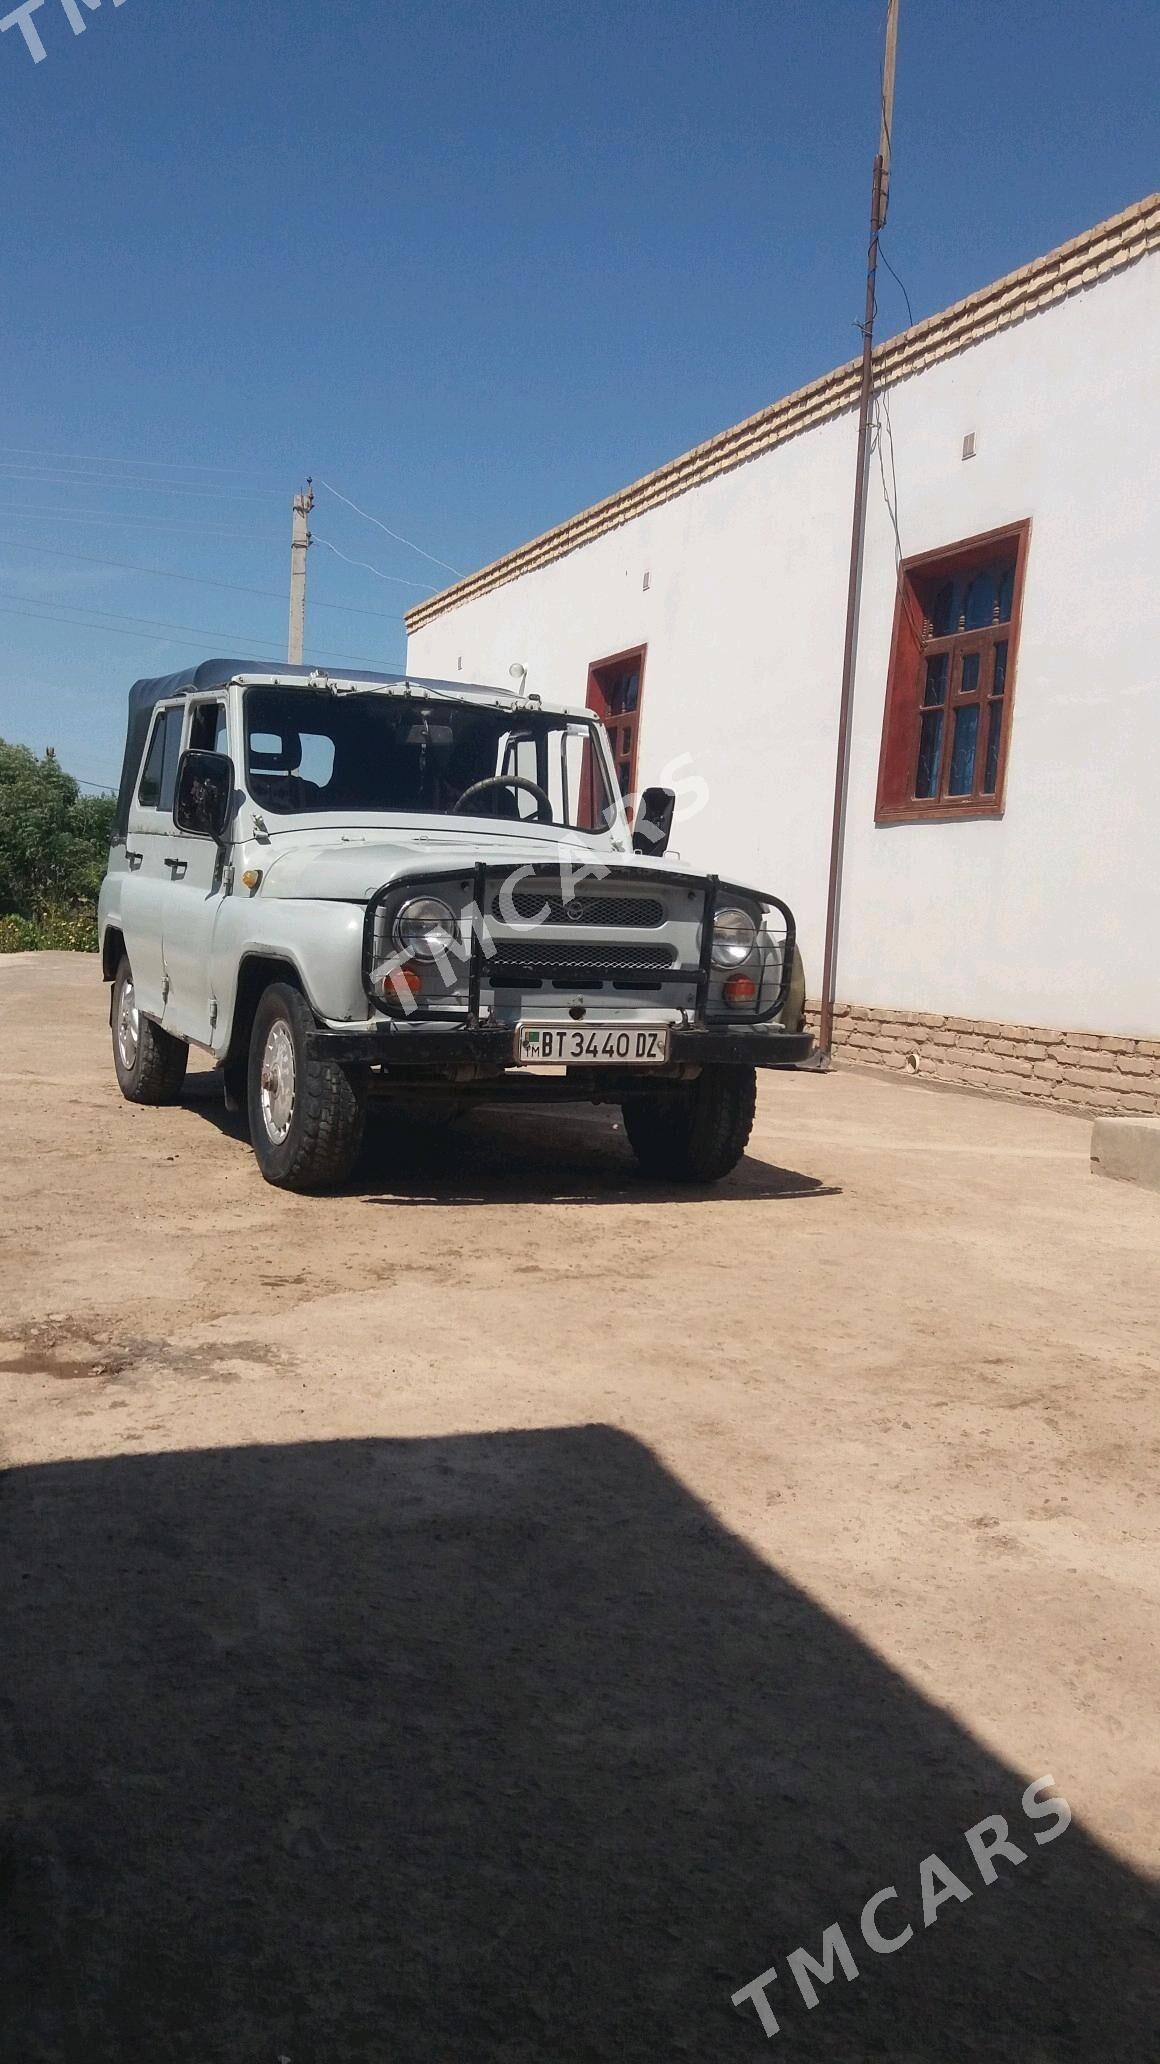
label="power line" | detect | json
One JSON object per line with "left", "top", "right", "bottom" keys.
{"left": 0, "top": 505, "right": 270, "bottom": 538}
{"left": 0, "top": 582, "right": 398, "bottom": 642}
{"left": 0, "top": 466, "right": 279, "bottom": 502}
{"left": 316, "top": 479, "right": 459, "bottom": 576}
{"left": 870, "top": 390, "right": 925, "bottom": 649}
{"left": 0, "top": 443, "right": 283, "bottom": 481}
{"left": 0, "top": 535, "right": 413, "bottom": 622}
{"left": 878, "top": 237, "right": 915, "bottom": 327}
{"left": 0, "top": 598, "right": 272, "bottom": 648}
{"left": 311, "top": 534, "right": 440, "bottom": 592}
{"left": 0, "top": 595, "right": 392, "bottom": 668}
{"left": 0, "top": 597, "right": 281, "bottom": 651}
{"left": 0, "top": 707, "right": 122, "bottom": 792}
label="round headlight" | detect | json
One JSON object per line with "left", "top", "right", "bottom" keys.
{"left": 393, "top": 895, "right": 459, "bottom": 960}
{"left": 711, "top": 905, "right": 758, "bottom": 968}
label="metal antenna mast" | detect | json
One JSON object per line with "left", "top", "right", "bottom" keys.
{"left": 817, "top": 0, "right": 899, "bottom": 1059}
{"left": 288, "top": 479, "right": 314, "bottom": 664}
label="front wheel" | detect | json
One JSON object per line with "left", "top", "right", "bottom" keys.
{"left": 622, "top": 1064, "right": 757, "bottom": 1184}
{"left": 111, "top": 955, "right": 188, "bottom": 1104}
{"left": 247, "top": 982, "right": 366, "bottom": 1191}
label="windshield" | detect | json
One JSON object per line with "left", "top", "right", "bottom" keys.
{"left": 243, "top": 689, "right": 618, "bottom": 833}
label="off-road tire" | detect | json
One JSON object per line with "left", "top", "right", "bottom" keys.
{"left": 111, "top": 954, "right": 189, "bottom": 1105}
{"left": 247, "top": 981, "right": 366, "bottom": 1191}
{"left": 622, "top": 1064, "right": 757, "bottom": 1184}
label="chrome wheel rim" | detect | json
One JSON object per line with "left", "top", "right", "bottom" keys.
{"left": 260, "top": 1020, "right": 296, "bottom": 1144}
{"left": 116, "top": 975, "right": 139, "bottom": 1070}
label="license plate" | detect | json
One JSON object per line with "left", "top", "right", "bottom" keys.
{"left": 516, "top": 1023, "right": 670, "bottom": 1065}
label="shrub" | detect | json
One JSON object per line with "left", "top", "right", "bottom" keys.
{"left": 0, "top": 914, "right": 38, "bottom": 953}
{"left": 0, "top": 908, "right": 98, "bottom": 954}
{"left": 0, "top": 738, "right": 113, "bottom": 950}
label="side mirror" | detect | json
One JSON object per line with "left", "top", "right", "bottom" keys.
{"left": 632, "top": 784, "right": 676, "bottom": 857}
{"left": 174, "top": 749, "right": 234, "bottom": 842}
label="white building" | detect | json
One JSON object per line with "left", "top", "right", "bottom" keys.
{"left": 406, "top": 195, "right": 1160, "bottom": 1116}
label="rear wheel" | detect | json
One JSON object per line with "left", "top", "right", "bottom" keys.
{"left": 622, "top": 1064, "right": 757, "bottom": 1184}
{"left": 111, "top": 955, "right": 188, "bottom": 1104}
{"left": 247, "top": 981, "right": 366, "bottom": 1191}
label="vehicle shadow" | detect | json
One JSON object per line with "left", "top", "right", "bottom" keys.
{"left": 1, "top": 1428, "right": 1155, "bottom": 2062}
{"left": 180, "top": 1070, "right": 841, "bottom": 1207}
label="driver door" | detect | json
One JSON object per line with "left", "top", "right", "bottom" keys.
{"left": 121, "top": 701, "right": 184, "bottom": 1019}
{"left": 162, "top": 698, "right": 232, "bottom": 1046}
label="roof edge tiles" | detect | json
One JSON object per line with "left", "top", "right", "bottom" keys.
{"left": 406, "top": 192, "right": 1160, "bottom": 633}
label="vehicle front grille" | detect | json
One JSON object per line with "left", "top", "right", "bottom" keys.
{"left": 491, "top": 889, "right": 666, "bottom": 928}
{"left": 490, "top": 939, "right": 678, "bottom": 986}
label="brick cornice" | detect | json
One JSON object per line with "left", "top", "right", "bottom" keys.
{"left": 406, "top": 193, "right": 1160, "bottom": 634}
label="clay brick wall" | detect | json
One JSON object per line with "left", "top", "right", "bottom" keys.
{"left": 804, "top": 1002, "right": 1160, "bottom": 1117}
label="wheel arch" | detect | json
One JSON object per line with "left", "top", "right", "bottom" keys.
{"left": 224, "top": 952, "right": 308, "bottom": 1074}
{"left": 101, "top": 925, "right": 126, "bottom": 983}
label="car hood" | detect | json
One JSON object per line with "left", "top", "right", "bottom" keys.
{"left": 255, "top": 825, "right": 669, "bottom": 902}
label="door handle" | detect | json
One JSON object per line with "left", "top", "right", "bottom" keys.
{"left": 126, "top": 849, "right": 143, "bottom": 870}
{"left": 163, "top": 857, "right": 188, "bottom": 880}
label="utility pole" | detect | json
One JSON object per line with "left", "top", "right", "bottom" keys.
{"left": 288, "top": 479, "right": 314, "bottom": 664}
{"left": 817, "top": 0, "right": 899, "bottom": 1060}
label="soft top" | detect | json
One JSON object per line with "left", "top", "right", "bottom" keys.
{"left": 112, "top": 657, "right": 522, "bottom": 836}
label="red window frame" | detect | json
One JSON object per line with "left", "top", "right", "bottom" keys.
{"left": 875, "top": 520, "right": 1030, "bottom": 824}
{"left": 585, "top": 646, "right": 647, "bottom": 803}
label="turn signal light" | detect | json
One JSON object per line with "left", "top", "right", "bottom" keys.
{"left": 241, "top": 869, "right": 262, "bottom": 891}
{"left": 722, "top": 973, "right": 758, "bottom": 1008}
{"left": 383, "top": 963, "right": 423, "bottom": 1000}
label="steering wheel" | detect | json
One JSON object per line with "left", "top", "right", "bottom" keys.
{"left": 452, "top": 775, "right": 554, "bottom": 824}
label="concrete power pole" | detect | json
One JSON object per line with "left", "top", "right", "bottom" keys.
{"left": 817, "top": 0, "right": 900, "bottom": 1060}
{"left": 288, "top": 479, "right": 314, "bottom": 664}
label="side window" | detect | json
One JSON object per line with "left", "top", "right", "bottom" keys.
{"left": 137, "top": 707, "right": 183, "bottom": 813}
{"left": 500, "top": 732, "right": 544, "bottom": 819}
{"left": 502, "top": 723, "right": 613, "bottom": 831}
{"left": 188, "top": 701, "right": 228, "bottom": 755}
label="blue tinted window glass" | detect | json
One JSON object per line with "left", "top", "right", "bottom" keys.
{"left": 992, "top": 640, "right": 1008, "bottom": 696}
{"left": 964, "top": 572, "right": 996, "bottom": 630}
{"left": 997, "top": 565, "right": 1015, "bottom": 623}
{"left": 983, "top": 702, "right": 1004, "bottom": 794}
{"left": 960, "top": 651, "right": 980, "bottom": 697}
{"left": 948, "top": 704, "right": 979, "bottom": 795}
{"left": 930, "top": 580, "right": 959, "bottom": 638}
{"left": 922, "top": 652, "right": 948, "bottom": 706}
{"left": 915, "top": 709, "right": 943, "bottom": 798}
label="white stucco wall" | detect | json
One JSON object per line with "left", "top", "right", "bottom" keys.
{"left": 408, "top": 254, "right": 1160, "bottom": 1036}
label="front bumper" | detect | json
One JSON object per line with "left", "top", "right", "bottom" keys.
{"left": 334, "top": 862, "right": 813, "bottom": 1079}
{"left": 307, "top": 1023, "right": 814, "bottom": 1071}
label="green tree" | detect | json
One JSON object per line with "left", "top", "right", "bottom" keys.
{"left": 0, "top": 739, "right": 115, "bottom": 922}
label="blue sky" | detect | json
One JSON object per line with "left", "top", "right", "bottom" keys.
{"left": 1, "top": 0, "right": 1157, "bottom": 790}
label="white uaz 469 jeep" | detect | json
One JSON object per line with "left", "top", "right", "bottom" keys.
{"left": 99, "top": 660, "right": 812, "bottom": 1189}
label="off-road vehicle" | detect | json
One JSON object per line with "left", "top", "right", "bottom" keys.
{"left": 99, "top": 660, "right": 812, "bottom": 1189}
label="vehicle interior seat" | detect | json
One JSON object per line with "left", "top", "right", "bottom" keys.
{"left": 247, "top": 728, "right": 324, "bottom": 812}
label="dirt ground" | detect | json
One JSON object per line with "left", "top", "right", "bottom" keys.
{"left": 1, "top": 952, "right": 1157, "bottom": 2063}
